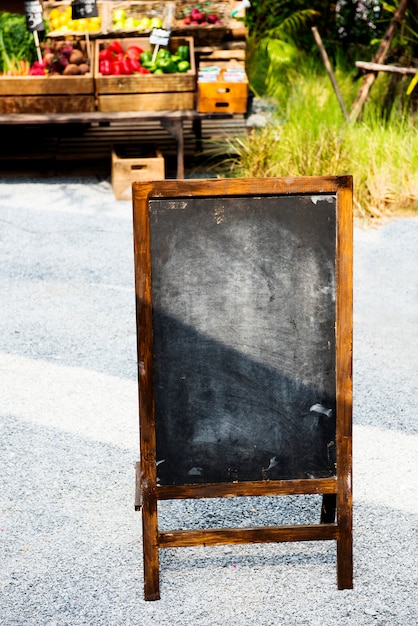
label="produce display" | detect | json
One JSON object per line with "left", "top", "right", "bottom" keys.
{"left": 176, "top": 3, "right": 225, "bottom": 26}
{"left": 179, "top": 5, "right": 223, "bottom": 26}
{"left": 0, "top": 3, "right": 246, "bottom": 114}
{"left": 98, "top": 40, "right": 190, "bottom": 75}
{"left": 110, "top": 6, "right": 164, "bottom": 33}
{"left": 29, "top": 39, "right": 91, "bottom": 76}
{"left": 0, "top": 12, "right": 39, "bottom": 75}
{"left": 45, "top": 5, "right": 102, "bottom": 35}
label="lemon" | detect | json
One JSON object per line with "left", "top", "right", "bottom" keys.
{"left": 87, "top": 21, "right": 101, "bottom": 32}
{"left": 58, "top": 13, "right": 69, "bottom": 27}
{"left": 50, "top": 17, "right": 60, "bottom": 30}
{"left": 49, "top": 8, "right": 61, "bottom": 21}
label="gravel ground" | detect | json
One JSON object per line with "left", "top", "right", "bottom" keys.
{"left": 0, "top": 177, "right": 417, "bottom": 626}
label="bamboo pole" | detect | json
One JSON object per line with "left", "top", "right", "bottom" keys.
{"left": 312, "top": 26, "right": 348, "bottom": 121}
{"left": 355, "top": 61, "right": 418, "bottom": 75}
{"left": 349, "top": 0, "right": 409, "bottom": 122}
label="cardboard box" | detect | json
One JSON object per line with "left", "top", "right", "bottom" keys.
{"left": 111, "top": 145, "right": 165, "bottom": 200}
{"left": 94, "top": 36, "right": 196, "bottom": 111}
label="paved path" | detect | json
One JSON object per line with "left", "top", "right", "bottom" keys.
{"left": 0, "top": 178, "right": 417, "bottom": 625}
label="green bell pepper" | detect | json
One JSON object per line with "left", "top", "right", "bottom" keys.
{"left": 157, "top": 58, "right": 177, "bottom": 73}
{"left": 139, "top": 50, "right": 152, "bottom": 65}
{"left": 176, "top": 60, "right": 190, "bottom": 73}
{"left": 156, "top": 48, "right": 171, "bottom": 59}
{"left": 177, "top": 45, "right": 190, "bottom": 61}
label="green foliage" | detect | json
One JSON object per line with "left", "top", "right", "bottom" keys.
{"left": 217, "top": 57, "right": 418, "bottom": 221}
{"left": 245, "top": 4, "right": 317, "bottom": 97}
{"left": 246, "top": 37, "right": 299, "bottom": 98}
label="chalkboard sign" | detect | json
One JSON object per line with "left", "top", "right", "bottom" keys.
{"left": 132, "top": 177, "right": 353, "bottom": 601}
{"left": 71, "top": 0, "right": 98, "bottom": 20}
{"left": 24, "top": 0, "right": 44, "bottom": 32}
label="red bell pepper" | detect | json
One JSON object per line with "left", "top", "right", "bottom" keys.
{"left": 107, "top": 40, "right": 124, "bottom": 56}
{"left": 128, "top": 57, "right": 141, "bottom": 73}
{"left": 121, "top": 58, "right": 134, "bottom": 75}
{"left": 111, "top": 60, "right": 123, "bottom": 75}
{"left": 99, "top": 59, "right": 113, "bottom": 75}
{"left": 99, "top": 48, "right": 113, "bottom": 61}
{"left": 126, "top": 45, "right": 144, "bottom": 60}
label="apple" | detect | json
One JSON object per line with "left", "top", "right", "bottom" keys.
{"left": 150, "top": 16, "right": 163, "bottom": 28}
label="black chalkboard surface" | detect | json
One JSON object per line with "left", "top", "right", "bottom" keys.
{"left": 132, "top": 177, "right": 353, "bottom": 601}
{"left": 150, "top": 195, "right": 337, "bottom": 485}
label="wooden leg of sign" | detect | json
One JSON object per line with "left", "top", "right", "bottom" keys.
{"left": 142, "top": 492, "right": 160, "bottom": 601}
{"left": 320, "top": 493, "right": 336, "bottom": 523}
{"left": 336, "top": 475, "right": 353, "bottom": 589}
{"left": 337, "top": 522, "right": 353, "bottom": 589}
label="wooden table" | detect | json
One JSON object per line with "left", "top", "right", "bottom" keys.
{"left": 0, "top": 111, "right": 242, "bottom": 179}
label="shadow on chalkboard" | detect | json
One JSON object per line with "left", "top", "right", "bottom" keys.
{"left": 152, "top": 309, "right": 336, "bottom": 487}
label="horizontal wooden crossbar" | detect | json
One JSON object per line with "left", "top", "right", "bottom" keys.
{"left": 156, "top": 477, "right": 338, "bottom": 501}
{"left": 158, "top": 523, "right": 339, "bottom": 548}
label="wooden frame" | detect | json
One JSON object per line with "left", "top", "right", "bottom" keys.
{"left": 132, "top": 176, "right": 353, "bottom": 601}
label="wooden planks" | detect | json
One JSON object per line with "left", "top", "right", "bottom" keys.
{"left": 97, "top": 91, "right": 195, "bottom": 112}
{"left": 0, "top": 114, "right": 247, "bottom": 169}
{"left": 0, "top": 74, "right": 95, "bottom": 114}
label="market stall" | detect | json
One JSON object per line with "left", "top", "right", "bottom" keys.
{"left": 0, "top": 0, "right": 250, "bottom": 184}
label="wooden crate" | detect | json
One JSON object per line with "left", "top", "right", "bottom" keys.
{"left": 197, "top": 56, "right": 248, "bottom": 113}
{"left": 42, "top": 1, "right": 107, "bottom": 37}
{"left": 0, "top": 33, "right": 95, "bottom": 113}
{"left": 172, "top": 0, "right": 247, "bottom": 44}
{"left": 95, "top": 37, "right": 196, "bottom": 111}
{"left": 111, "top": 145, "right": 165, "bottom": 200}
{"left": 107, "top": 1, "right": 176, "bottom": 35}
{"left": 0, "top": 75, "right": 95, "bottom": 113}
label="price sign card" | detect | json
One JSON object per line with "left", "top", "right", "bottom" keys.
{"left": 149, "top": 28, "right": 171, "bottom": 47}
{"left": 71, "top": 0, "right": 99, "bottom": 20}
{"left": 24, "top": 0, "right": 44, "bottom": 32}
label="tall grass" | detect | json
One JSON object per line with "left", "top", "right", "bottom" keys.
{"left": 217, "top": 61, "right": 418, "bottom": 221}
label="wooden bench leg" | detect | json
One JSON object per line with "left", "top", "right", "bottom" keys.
{"left": 160, "top": 119, "right": 185, "bottom": 179}
{"left": 192, "top": 116, "right": 203, "bottom": 154}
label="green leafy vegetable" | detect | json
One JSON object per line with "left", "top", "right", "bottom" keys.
{"left": 0, "top": 12, "right": 40, "bottom": 74}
